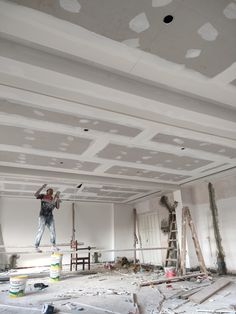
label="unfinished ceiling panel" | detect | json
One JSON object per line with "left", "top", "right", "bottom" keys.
{"left": 0, "top": 151, "right": 100, "bottom": 172}
{"left": 0, "top": 100, "right": 142, "bottom": 137}
{"left": 0, "top": 125, "right": 92, "bottom": 155}
{"left": 151, "top": 133, "right": 236, "bottom": 159}
{"left": 97, "top": 143, "right": 213, "bottom": 170}
{"left": 105, "top": 165, "right": 191, "bottom": 182}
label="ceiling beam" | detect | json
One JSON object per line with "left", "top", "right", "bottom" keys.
{"left": 0, "top": 166, "right": 179, "bottom": 191}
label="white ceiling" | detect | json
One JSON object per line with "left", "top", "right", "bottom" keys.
{"left": 0, "top": 0, "right": 235, "bottom": 203}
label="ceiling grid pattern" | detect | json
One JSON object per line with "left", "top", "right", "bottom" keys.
{"left": 0, "top": 0, "right": 235, "bottom": 203}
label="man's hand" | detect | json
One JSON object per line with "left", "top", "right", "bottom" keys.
{"left": 54, "top": 191, "right": 60, "bottom": 199}
{"left": 54, "top": 192, "right": 61, "bottom": 209}
{"left": 42, "top": 183, "right": 47, "bottom": 189}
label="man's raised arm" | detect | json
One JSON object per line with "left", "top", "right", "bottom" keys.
{"left": 34, "top": 184, "right": 47, "bottom": 198}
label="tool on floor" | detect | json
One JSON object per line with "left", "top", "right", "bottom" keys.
{"left": 34, "top": 283, "right": 49, "bottom": 290}
{"left": 180, "top": 206, "right": 207, "bottom": 276}
{"left": 42, "top": 304, "right": 54, "bottom": 314}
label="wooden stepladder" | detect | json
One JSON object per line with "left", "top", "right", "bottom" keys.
{"left": 165, "top": 210, "right": 180, "bottom": 270}
{"left": 180, "top": 206, "right": 207, "bottom": 275}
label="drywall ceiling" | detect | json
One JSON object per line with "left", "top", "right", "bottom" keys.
{"left": 0, "top": 0, "right": 235, "bottom": 203}
{"left": 8, "top": 0, "right": 236, "bottom": 78}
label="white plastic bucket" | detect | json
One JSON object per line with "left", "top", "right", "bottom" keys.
{"left": 50, "top": 253, "right": 63, "bottom": 281}
{"left": 9, "top": 275, "right": 28, "bottom": 297}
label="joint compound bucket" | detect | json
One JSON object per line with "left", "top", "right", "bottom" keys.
{"left": 9, "top": 275, "right": 28, "bottom": 297}
{"left": 164, "top": 267, "right": 176, "bottom": 278}
{"left": 50, "top": 253, "right": 63, "bottom": 281}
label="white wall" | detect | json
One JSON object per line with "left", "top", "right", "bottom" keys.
{"left": 113, "top": 204, "right": 134, "bottom": 260}
{"left": 181, "top": 173, "right": 236, "bottom": 273}
{"left": 0, "top": 197, "right": 114, "bottom": 267}
{"left": 74, "top": 202, "right": 114, "bottom": 262}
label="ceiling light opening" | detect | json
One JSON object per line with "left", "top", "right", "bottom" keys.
{"left": 181, "top": 147, "right": 185, "bottom": 150}
{"left": 60, "top": 161, "right": 64, "bottom": 164}
{"left": 83, "top": 128, "right": 89, "bottom": 132}
{"left": 163, "top": 15, "right": 174, "bottom": 24}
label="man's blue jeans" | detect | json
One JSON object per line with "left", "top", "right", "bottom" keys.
{"left": 35, "top": 216, "right": 56, "bottom": 248}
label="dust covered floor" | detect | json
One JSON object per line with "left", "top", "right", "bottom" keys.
{"left": 0, "top": 265, "right": 236, "bottom": 313}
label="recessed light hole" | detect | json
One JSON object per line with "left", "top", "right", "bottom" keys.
{"left": 163, "top": 15, "right": 174, "bottom": 24}
{"left": 83, "top": 128, "right": 89, "bottom": 132}
{"left": 181, "top": 147, "right": 185, "bottom": 150}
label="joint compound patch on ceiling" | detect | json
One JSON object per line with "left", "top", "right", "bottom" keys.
{"left": 152, "top": 0, "right": 172, "bottom": 7}
{"left": 185, "top": 49, "right": 202, "bottom": 59}
{"left": 173, "top": 138, "right": 185, "bottom": 145}
{"left": 129, "top": 12, "right": 150, "bottom": 33}
{"left": 59, "top": 0, "right": 81, "bottom": 13}
{"left": 223, "top": 2, "right": 236, "bottom": 19}
{"left": 197, "top": 23, "right": 218, "bottom": 41}
{"left": 122, "top": 38, "right": 140, "bottom": 48}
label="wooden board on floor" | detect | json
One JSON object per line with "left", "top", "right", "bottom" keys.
{"left": 140, "top": 272, "right": 206, "bottom": 287}
{"left": 189, "top": 278, "right": 231, "bottom": 304}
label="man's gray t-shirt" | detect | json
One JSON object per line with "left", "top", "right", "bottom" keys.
{"left": 37, "top": 194, "right": 56, "bottom": 219}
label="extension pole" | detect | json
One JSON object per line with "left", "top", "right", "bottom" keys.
{"left": 133, "top": 208, "right": 137, "bottom": 265}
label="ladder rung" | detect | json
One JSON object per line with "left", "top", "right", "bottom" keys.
{"left": 166, "top": 258, "right": 178, "bottom": 261}
{"left": 167, "top": 248, "right": 177, "bottom": 251}
{"left": 170, "top": 230, "right": 177, "bottom": 232}
{"left": 169, "top": 239, "right": 177, "bottom": 242}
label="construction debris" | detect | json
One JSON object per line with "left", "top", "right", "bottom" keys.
{"left": 189, "top": 277, "right": 231, "bottom": 304}
{"left": 42, "top": 304, "right": 54, "bottom": 314}
{"left": 140, "top": 272, "right": 207, "bottom": 287}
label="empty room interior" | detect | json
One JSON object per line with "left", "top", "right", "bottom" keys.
{"left": 0, "top": 0, "right": 236, "bottom": 313}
